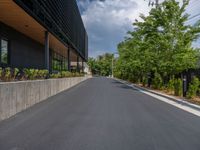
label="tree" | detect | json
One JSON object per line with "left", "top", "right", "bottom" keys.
{"left": 88, "top": 53, "right": 113, "bottom": 76}
{"left": 115, "top": 0, "right": 200, "bottom": 88}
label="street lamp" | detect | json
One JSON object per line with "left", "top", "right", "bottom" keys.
{"left": 111, "top": 52, "right": 118, "bottom": 78}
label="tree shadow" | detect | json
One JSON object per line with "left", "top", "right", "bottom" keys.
{"left": 111, "top": 80, "right": 138, "bottom": 91}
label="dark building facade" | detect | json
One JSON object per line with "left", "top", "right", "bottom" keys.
{"left": 0, "top": 0, "right": 88, "bottom": 72}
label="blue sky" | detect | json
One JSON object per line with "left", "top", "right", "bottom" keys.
{"left": 77, "top": 0, "right": 200, "bottom": 57}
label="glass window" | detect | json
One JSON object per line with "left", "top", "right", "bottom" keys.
{"left": 52, "top": 51, "right": 67, "bottom": 71}
{"left": 1, "top": 39, "right": 8, "bottom": 64}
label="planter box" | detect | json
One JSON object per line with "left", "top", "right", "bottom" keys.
{"left": 0, "top": 77, "right": 89, "bottom": 121}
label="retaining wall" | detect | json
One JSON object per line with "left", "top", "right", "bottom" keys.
{"left": 0, "top": 77, "right": 89, "bottom": 121}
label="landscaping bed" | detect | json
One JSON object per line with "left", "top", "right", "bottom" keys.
{"left": 0, "top": 67, "right": 84, "bottom": 82}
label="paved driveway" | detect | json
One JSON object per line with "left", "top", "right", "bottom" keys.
{"left": 0, "top": 77, "right": 200, "bottom": 150}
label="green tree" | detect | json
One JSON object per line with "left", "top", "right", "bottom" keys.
{"left": 115, "top": 0, "right": 200, "bottom": 91}
{"left": 88, "top": 53, "right": 113, "bottom": 76}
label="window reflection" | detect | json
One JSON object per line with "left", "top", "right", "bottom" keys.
{"left": 1, "top": 39, "right": 8, "bottom": 64}
{"left": 52, "top": 51, "right": 67, "bottom": 71}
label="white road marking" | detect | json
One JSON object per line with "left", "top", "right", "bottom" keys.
{"left": 115, "top": 78, "right": 200, "bottom": 117}
{"left": 140, "top": 90, "right": 200, "bottom": 117}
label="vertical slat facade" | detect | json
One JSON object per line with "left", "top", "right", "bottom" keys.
{"left": 14, "top": 0, "right": 88, "bottom": 60}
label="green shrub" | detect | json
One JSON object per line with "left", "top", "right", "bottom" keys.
{"left": 187, "top": 77, "right": 199, "bottom": 99}
{"left": 128, "top": 75, "right": 134, "bottom": 83}
{"left": 152, "top": 72, "right": 163, "bottom": 89}
{"left": 50, "top": 71, "right": 75, "bottom": 78}
{"left": 23, "top": 69, "right": 38, "bottom": 80}
{"left": 142, "top": 76, "right": 148, "bottom": 87}
{"left": 60, "top": 71, "right": 72, "bottom": 78}
{"left": 174, "top": 78, "right": 182, "bottom": 96}
{"left": 77, "top": 72, "right": 84, "bottom": 77}
{"left": 60, "top": 71, "right": 66, "bottom": 78}
{"left": 0, "top": 67, "right": 84, "bottom": 82}
{"left": 37, "top": 70, "right": 49, "bottom": 79}
{"left": 74, "top": 72, "right": 82, "bottom": 77}
{"left": 34, "top": 69, "right": 39, "bottom": 78}
{"left": 43, "top": 70, "right": 49, "bottom": 79}
{"left": 167, "top": 77, "right": 175, "bottom": 92}
{"left": 50, "top": 73, "right": 62, "bottom": 78}
{"left": 0, "top": 67, "right": 19, "bottom": 81}
{"left": 23, "top": 69, "right": 29, "bottom": 79}
{"left": 37, "top": 70, "right": 43, "bottom": 79}
{"left": 4, "top": 67, "right": 12, "bottom": 81}
{"left": 13, "top": 68, "right": 19, "bottom": 80}
{"left": 0, "top": 67, "right": 2, "bottom": 80}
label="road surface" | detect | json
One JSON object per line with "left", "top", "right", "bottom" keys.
{"left": 0, "top": 77, "right": 200, "bottom": 150}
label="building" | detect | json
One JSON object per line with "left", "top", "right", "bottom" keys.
{"left": 0, "top": 0, "right": 88, "bottom": 72}
{"left": 83, "top": 62, "right": 91, "bottom": 75}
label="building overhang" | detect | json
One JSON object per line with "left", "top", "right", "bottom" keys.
{"left": 0, "top": 0, "right": 79, "bottom": 61}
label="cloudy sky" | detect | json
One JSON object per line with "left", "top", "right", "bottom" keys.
{"left": 77, "top": 0, "right": 200, "bottom": 57}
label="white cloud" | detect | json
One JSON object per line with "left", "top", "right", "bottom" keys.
{"left": 80, "top": 0, "right": 151, "bottom": 57}
{"left": 186, "top": 0, "right": 200, "bottom": 48}
{"left": 78, "top": 0, "right": 200, "bottom": 57}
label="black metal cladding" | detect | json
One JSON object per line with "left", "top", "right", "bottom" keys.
{"left": 14, "top": 0, "right": 88, "bottom": 60}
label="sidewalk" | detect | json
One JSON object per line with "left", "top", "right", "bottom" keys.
{"left": 114, "top": 78, "right": 200, "bottom": 112}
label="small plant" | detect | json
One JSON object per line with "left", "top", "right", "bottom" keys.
{"left": 37, "top": 70, "right": 43, "bottom": 79}
{"left": 152, "top": 72, "right": 163, "bottom": 89}
{"left": 50, "top": 73, "right": 61, "bottom": 78}
{"left": 52, "top": 71, "right": 84, "bottom": 78}
{"left": 167, "top": 76, "right": 175, "bottom": 93}
{"left": 187, "top": 77, "right": 199, "bottom": 99}
{"left": 23, "top": 69, "right": 38, "bottom": 80}
{"left": 37, "top": 70, "right": 49, "bottom": 79}
{"left": 0, "top": 67, "right": 19, "bottom": 81}
{"left": 12, "top": 68, "right": 19, "bottom": 80}
{"left": 60, "top": 71, "right": 72, "bottom": 78}
{"left": 174, "top": 78, "right": 182, "bottom": 96}
{"left": 42, "top": 70, "right": 49, "bottom": 79}
{"left": 4, "top": 67, "right": 12, "bottom": 81}
{"left": 23, "top": 68, "right": 30, "bottom": 80}
{"left": 34, "top": 69, "right": 39, "bottom": 79}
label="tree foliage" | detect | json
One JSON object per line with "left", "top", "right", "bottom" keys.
{"left": 88, "top": 53, "right": 113, "bottom": 76}
{"left": 115, "top": 0, "right": 200, "bottom": 89}
{"left": 187, "top": 77, "right": 200, "bottom": 99}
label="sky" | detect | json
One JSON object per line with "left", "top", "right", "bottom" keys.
{"left": 77, "top": 0, "right": 200, "bottom": 57}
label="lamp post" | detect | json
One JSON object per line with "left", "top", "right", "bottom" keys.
{"left": 112, "top": 57, "right": 114, "bottom": 78}
{"left": 111, "top": 52, "right": 118, "bottom": 78}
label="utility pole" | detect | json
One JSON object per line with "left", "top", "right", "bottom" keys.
{"left": 111, "top": 57, "right": 114, "bottom": 78}
{"left": 155, "top": 0, "right": 159, "bottom": 7}
{"left": 145, "top": 0, "right": 159, "bottom": 7}
{"left": 111, "top": 53, "right": 118, "bottom": 78}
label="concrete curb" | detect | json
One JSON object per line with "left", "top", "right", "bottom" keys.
{"left": 114, "top": 78, "right": 200, "bottom": 112}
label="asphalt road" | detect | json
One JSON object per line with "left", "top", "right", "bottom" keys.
{"left": 1, "top": 77, "right": 200, "bottom": 150}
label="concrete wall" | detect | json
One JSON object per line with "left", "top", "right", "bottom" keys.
{"left": 0, "top": 77, "right": 89, "bottom": 121}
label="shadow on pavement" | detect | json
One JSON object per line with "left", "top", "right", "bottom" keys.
{"left": 111, "top": 80, "right": 138, "bottom": 91}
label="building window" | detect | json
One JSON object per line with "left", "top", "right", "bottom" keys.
{"left": 1, "top": 39, "right": 8, "bottom": 64}
{"left": 52, "top": 51, "right": 67, "bottom": 71}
